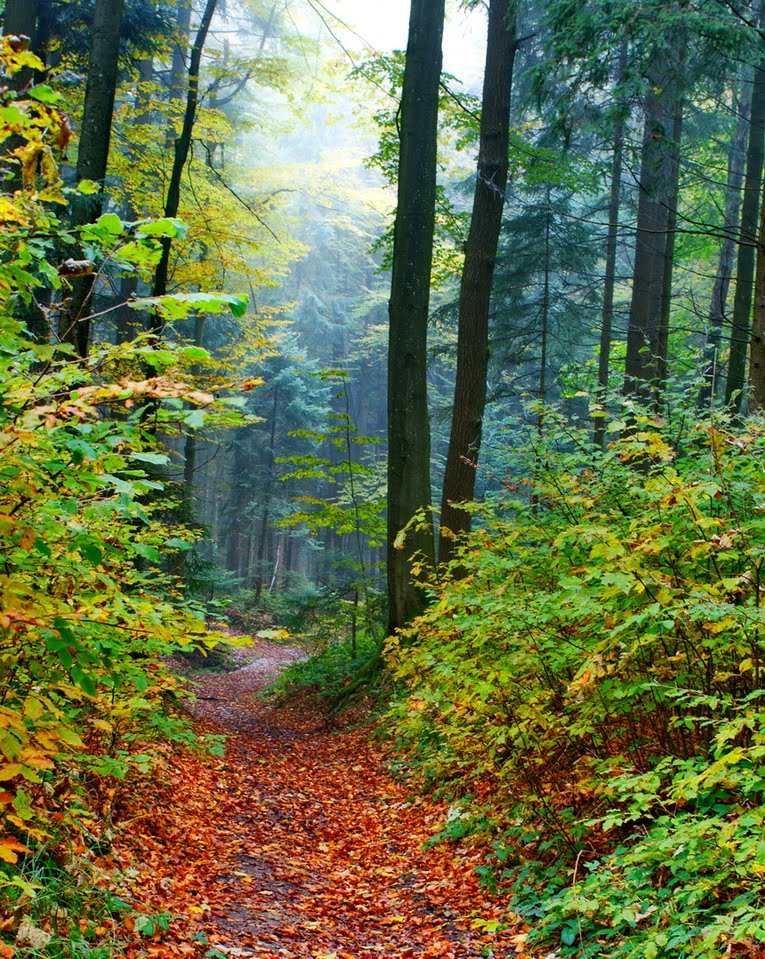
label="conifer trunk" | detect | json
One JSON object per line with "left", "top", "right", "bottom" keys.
{"left": 59, "top": 0, "right": 124, "bottom": 356}
{"left": 623, "top": 29, "right": 684, "bottom": 406}
{"left": 152, "top": 0, "right": 217, "bottom": 316}
{"left": 726, "top": 3, "right": 765, "bottom": 410}
{"left": 438, "top": 0, "right": 517, "bottom": 568}
{"left": 700, "top": 81, "right": 749, "bottom": 409}
{"left": 594, "top": 47, "right": 627, "bottom": 449}
{"left": 386, "top": 0, "right": 445, "bottom": 631}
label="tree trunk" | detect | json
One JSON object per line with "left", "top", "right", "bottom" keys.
{"left": 623, "top": 28, "right": 684, "bottom": 406}
{"left": 386, "top": 0, "right": 445, "bottom": 632}
{"left": 183, "top": 313, "right": 206, "bottom": 487}
{"left": 438, "top": 0, "right": 517, "bottom": 568}
{"left": 255, "top": 386, "right": 279, "bottom": 603}
{"left": 3, "top": 0, "right": 45, "bottom": 89}
{"left": 116, "top": 56, "right": 154, "bottom": 343}
{"left": 152, "top": 0, "right": 218, "bottom": 318}
{"left": 699, "top": 80, "right": 750, "bottom": 410}
{"left": 726, "top": 2, "right": 765, "bottom": 411}
{"left": 4, "top": 0, "right": 53, "bottom": 341}
{"left": 594, "top": 46, "right": 627, "bottom": 449}
{"left": 749, "top": 182, "right": 765, "bottom": 409}
{"left": 59, "top": 0, "right": 124, "bottom": 357}
{"left": 538, "top": 192, "right": 551, "bottom": 430}
{"left": 656, "top": 101, "right": 683, "bottom": 391}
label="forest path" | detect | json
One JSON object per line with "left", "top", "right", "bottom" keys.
{"left": 121, "top": 638, "right": 518, "bottom": 959}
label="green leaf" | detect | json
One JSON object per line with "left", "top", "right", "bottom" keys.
{"left": 27, "top": 84, "right": 62, "bottom": 104}
{"left": 133, "top": 543, "right": 160, "bottom": 562}
{"left": 77, "top": 179, "right": 101, "bottom": 195}
{"left": 129, "top": 292, "right": 248, "bottom": 320}
{"left": 96, "top": 213, "right": 123, "bottom": 235}
{"left": 134, "top": 217, "right": 188, "bottom": 239}
{"left": 130, "top": 452, "right": 169, "bottom": 465}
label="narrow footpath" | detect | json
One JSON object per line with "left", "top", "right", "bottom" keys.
{"left": 118, "top": 639, "right": 520, "bottom": 959}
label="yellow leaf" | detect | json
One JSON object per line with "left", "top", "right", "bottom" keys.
{"left": 0, "top": 836, "right": 29, "bottom": 864}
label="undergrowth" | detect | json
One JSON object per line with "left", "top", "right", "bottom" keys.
{"left": 387, "top": 405, "right": 765, "bottom": 958}
{"left": 265, "top": 631, "right": 380, "bottom": 701}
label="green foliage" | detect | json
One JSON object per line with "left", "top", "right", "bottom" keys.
{"left": 265, "top": 629, "right": 380, "bottom": 702}
{"left": 278, "top": 372, "right": 386, "bottom": 642}
{"left": 0, "top": 42, "right": 240, "bottom": 952}
{"left": 387, "top": 403, "right": 765, "bottom": 957}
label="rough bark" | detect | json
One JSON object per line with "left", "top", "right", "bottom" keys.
{"left": 623, "top": 29, "right": 684, "bottom": 406}
{"left": 386, "top": 0, "right": 445, "bottom": 633}
{"left": 438, "top": 0, "right": 517, "bottom": 568}
{"left": 726, "top": 2, "right": 765, "bottom": 411}
{"left": 60, "top": 0, "right": 124, "bottom": 356}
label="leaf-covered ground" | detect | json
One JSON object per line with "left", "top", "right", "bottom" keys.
{"left": 116, "top": 640, "right": 518, "bottom": 958}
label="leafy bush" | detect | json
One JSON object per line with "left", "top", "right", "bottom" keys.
{"left": 0, "top": 40, "right": 240, "bottom": 952}
{"left": 387, "top": 406, "right": 765, "bottom": 957}
{"left": 266, "top": 630, "right": 380, "bottom": 701}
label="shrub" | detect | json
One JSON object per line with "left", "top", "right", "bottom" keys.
{"left": 387, "top": 408, "right": 765, "bottom": 956}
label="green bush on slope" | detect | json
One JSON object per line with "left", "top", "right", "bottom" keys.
{"left": 388, "top": 410, "right": 765, "bottom": 957}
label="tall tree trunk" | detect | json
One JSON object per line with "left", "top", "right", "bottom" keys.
{"left": 623, "top": 28, "right": 684, "bottom": 406}
{"left": 60, "top": 0, "right": 124, "bottom": 357}
{"left": 386, "top": 0, "right": 445, "bottom": 632}
{"left": 116, "top": 56, "right": 154, "bottom": 343}
{"left": 538, "top": 192, "right": 551, "bottom": 430}
{"left": 3, "top": 0, "right": 46, "bottom": 89}
{"left": 4, "top": 0, "right": 53, "bottom": 341}
{"left": 438, "top": 0, "right": 517, "bottom": 568}
{"left": 749, "top": 181, "right": 765, "bottom": 409}
{"left": 151, "top": 0, "right": 217, "bottom": 319}
{"left": 699, "top": 80, "right": 750, "bottom": 410}
{"left": 594, "top": 46, "right": 627, "bottom": 449}
{"left": 726, "top": 2, "right": 765, "bottom": 411}
{"left": 183, "top": 313, "right": 206, "bottom": 487}
{"left": 255, "top": 386, "right": 279, "bottom": 603}
{"left": 656, "top": 102, "right": 684, "bottom": 391}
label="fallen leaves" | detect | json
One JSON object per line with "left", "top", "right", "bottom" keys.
{"left": 113, "top": 639, "right": 518, "bottom": 959}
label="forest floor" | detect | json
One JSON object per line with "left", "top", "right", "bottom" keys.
{"left": 115, "top": 637, "right": 522, "bottom": 959}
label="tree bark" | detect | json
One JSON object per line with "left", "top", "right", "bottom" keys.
{"left": 594, "top": 46, "right": 627, "bottom": 449}
{"left": 3, "top": 0, "right": 54, "bottom": 341}
{"left": 152, "top": 0, "right": 218, "bottom": 318}
{"left": 656, "top": 101, "right": 683, "bottom": 391}
{"left": 386, "top": 0, "right": 445, "bottom": 632}
{"left": 623, "top": 27, "right": 684, "bottom": 406}
{"left": 438, "top": 0, "right": 517, "bottom": 568}
{"left": 699, "top": 80, "right": 750, "bottom": 410}
{"left": 60, "top": 0, "right": 124, "bottom": 357}
{"left": 726, "top": 2, "right": 765, "bottom": 411}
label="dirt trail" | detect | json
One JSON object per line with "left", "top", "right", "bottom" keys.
{"left": 122, "top": 640, "right": 516, "bottom": 959}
